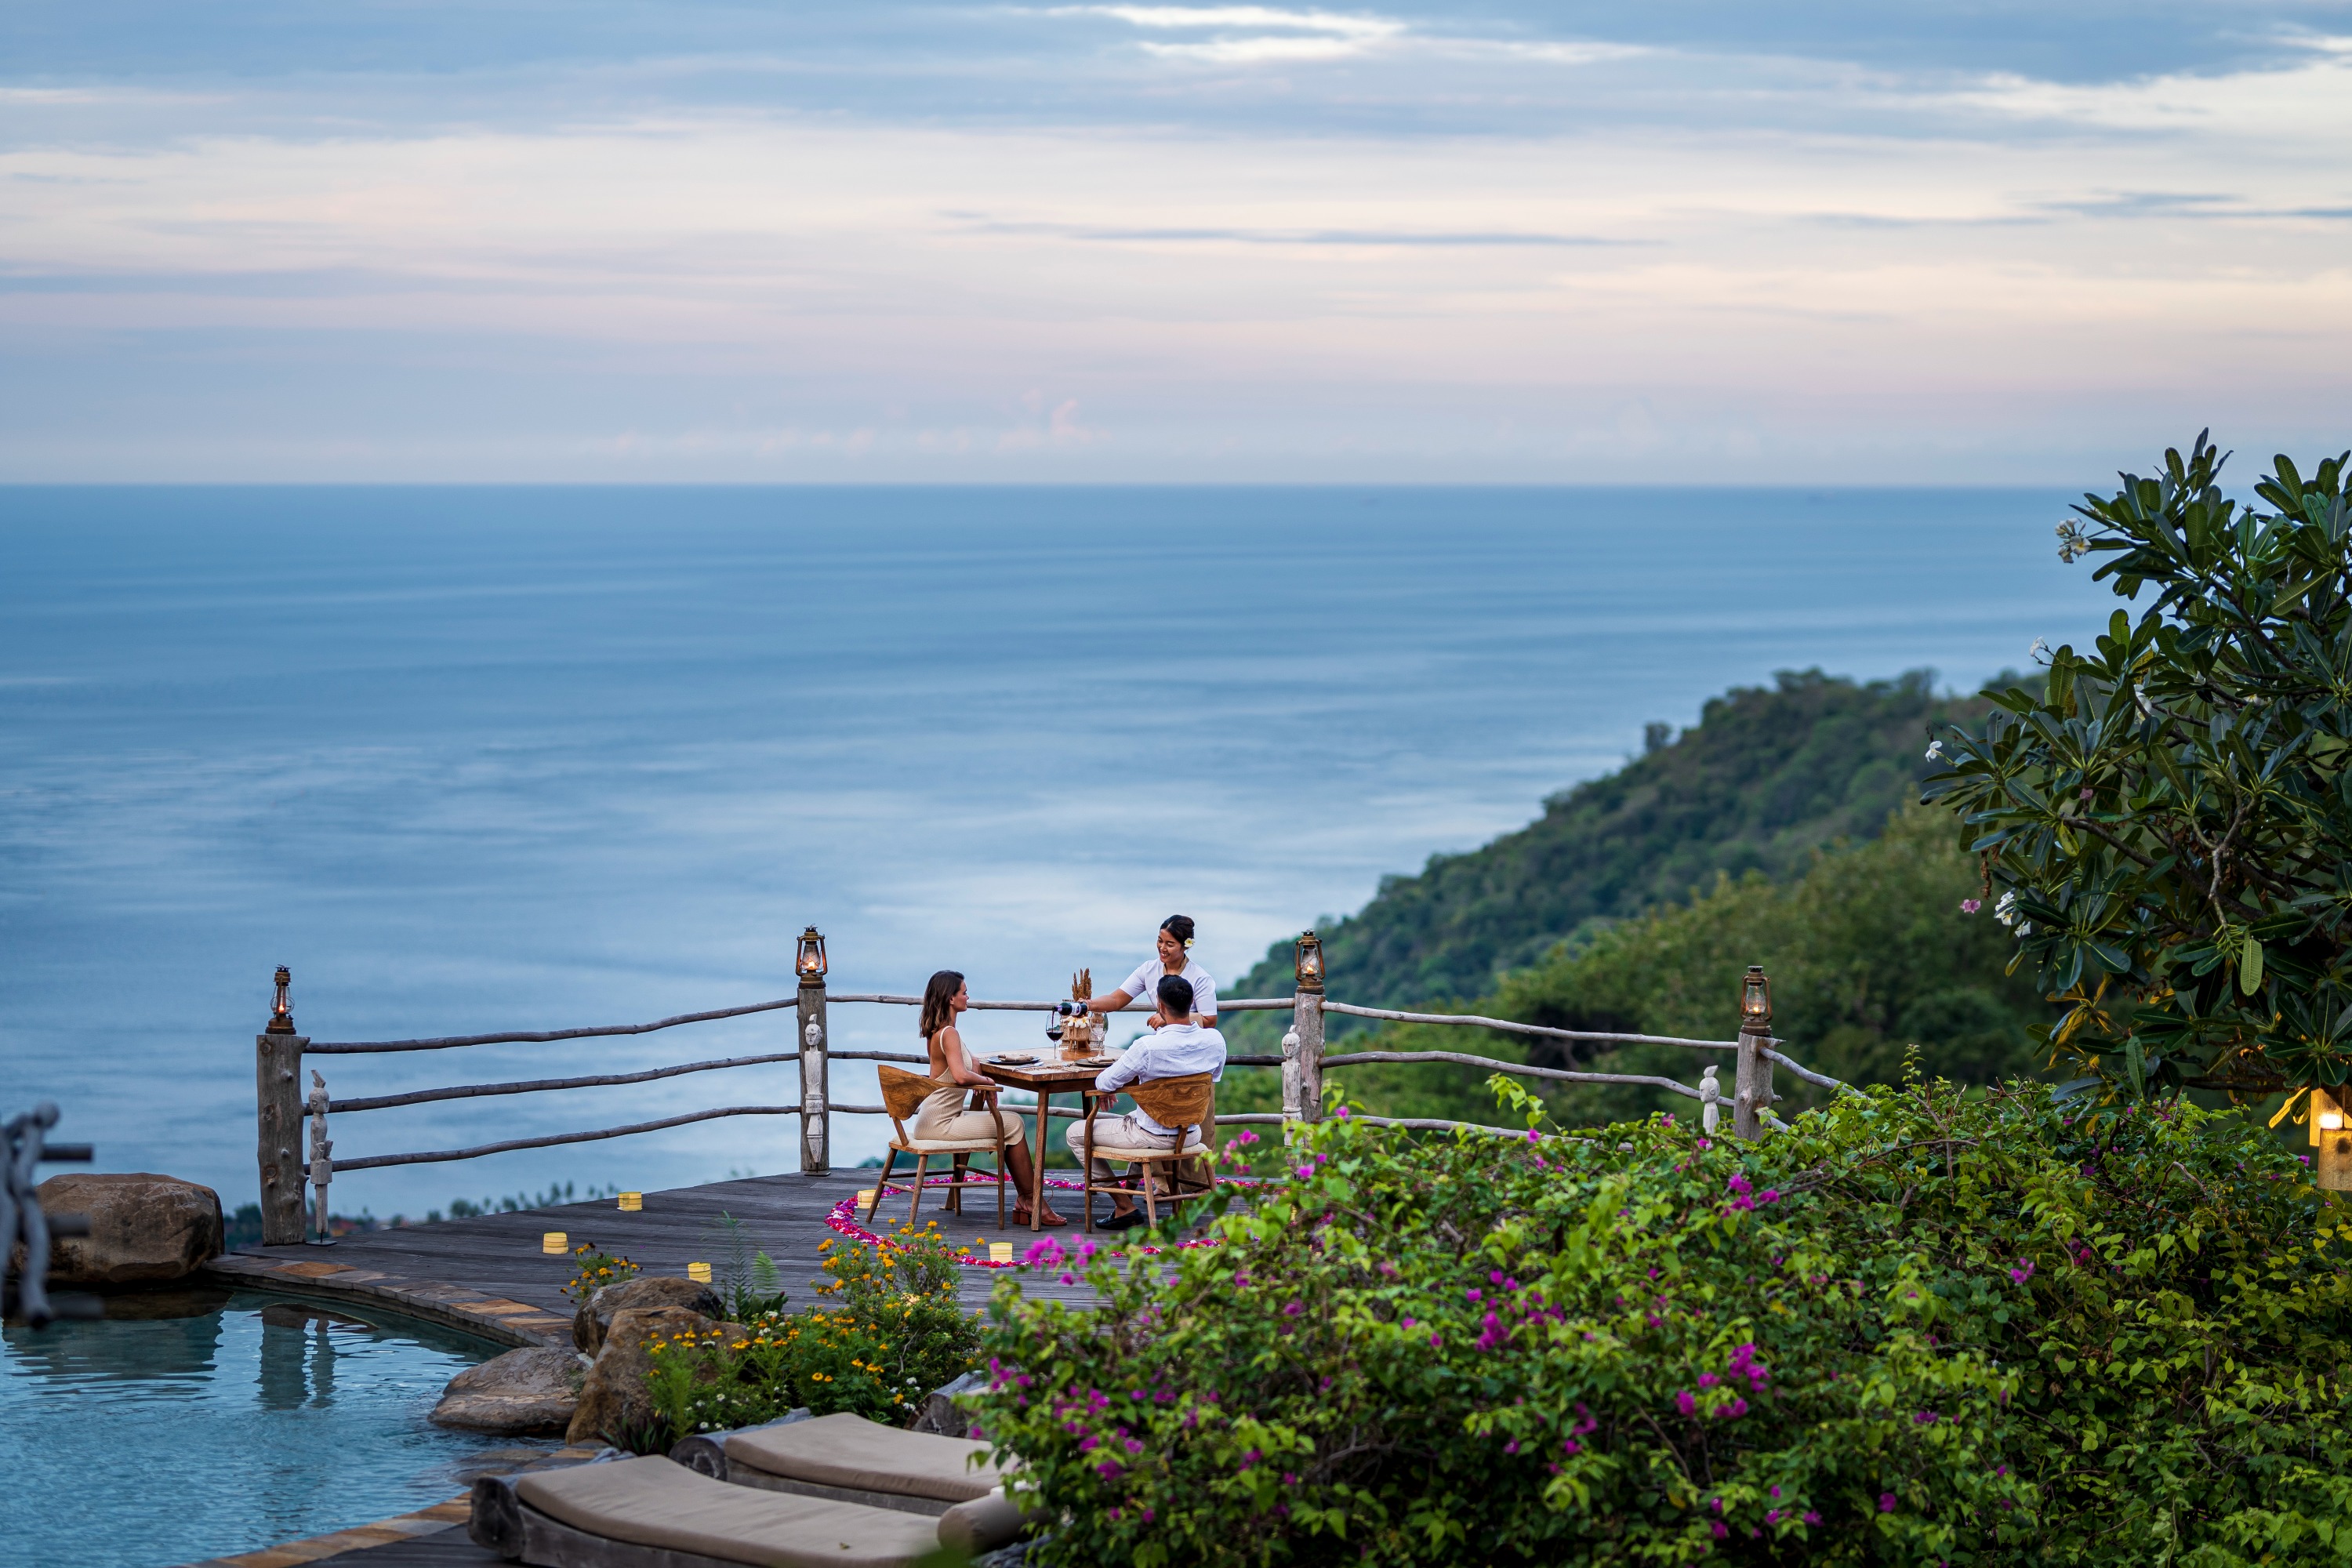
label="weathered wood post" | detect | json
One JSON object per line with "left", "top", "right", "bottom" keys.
{"left": 307, "top": 1069, "right": 334, "bottom": 1244}
{"left": 794, "top": 926, "right": 830, "bottom": 1174}
{"left": 1287, "top": 930, "right": 1327, "bottom": 1125}
{"left": 256, "top": 967, "right": 308, "bottom": 1245}
{"left": 1732, "top": 964, "right": 1775, "bottom": 1141}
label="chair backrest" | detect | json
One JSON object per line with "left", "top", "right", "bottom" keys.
{"left": 877, "top": 1064, "right": 943, "bottom": 1124}
{"left": 1126, "top": 1072, "right": 1214, "bottom": 1134}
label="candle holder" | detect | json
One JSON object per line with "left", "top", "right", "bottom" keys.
{"left": 542, "top": 1231, "right": 568, "bottom": 1254}
{"left": 618, "top": 1192, "right": 642, "bottom": 1211}
{"left": 687, "top": 1261, "right": 713, "bottom": 1283}
{"left": 988, "top": 1242, "right": 1014, "bottom": 1265}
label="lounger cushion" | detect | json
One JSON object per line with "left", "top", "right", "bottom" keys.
{"left": 514, "top": 1455, "right": 941, "bottom": 1568}
{"left": 726, "top": 1412, "right": 1002, "bottom": 1503}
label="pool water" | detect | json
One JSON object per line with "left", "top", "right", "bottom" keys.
{"left": 1, "top": 1288, "right": 528, "bottom": 1568}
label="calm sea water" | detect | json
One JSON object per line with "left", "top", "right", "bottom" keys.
{"left": 0, "top": 487, "right": 2109, "bottom": 1216}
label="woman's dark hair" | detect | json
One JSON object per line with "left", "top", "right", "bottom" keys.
{"left": 1160, "top": 915, "right": 1196, "bottom": 949}
{"left": 920, "top": 970, "right": 964, "bottom": 1040}
{"left": 1156, "top": 975, "right": 1196, "bottom": 1017}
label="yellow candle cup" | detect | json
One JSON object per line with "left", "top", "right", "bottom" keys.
{"left": 857, "top": 1189, "right": 877, "bottom": 1208}
{"left": 989, "top": 1242, "right": 1014, "bottom": 1265}
{"left": 542, "top": 1232, "right": 568, "bottom": 1254}
{"left": 687, "top": 1261, "right": 713, "bottom": 1283}
{"left": 617, "top": 1192, "right": 642, "bottom": 1211}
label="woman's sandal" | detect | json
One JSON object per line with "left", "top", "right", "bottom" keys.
{"left": 1015, "top": 1207, "right": 1071, "bottom": 1227}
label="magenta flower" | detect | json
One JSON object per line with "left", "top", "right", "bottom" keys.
{"left": 1879, "top": 1494, "right": 1896, "bottom": 1512}
{"left": 1961, "top": 898, "right": 1982, "bottom": 913}
{"left": 2009, "top": 1261, "right": 2036, "bottom": 1283}
{"left": 1335, "top": 1106, "right": 1351, "bottom": 1119}
{"left": 1711, "top": 1522, "right": 1728, "bottom": 1541}
{"left": 1675, "top": 1390, "right": 1697, "bottom": 1416}
{"left": 1803, "top": 1511, "right": 1821, "bottom": 1525}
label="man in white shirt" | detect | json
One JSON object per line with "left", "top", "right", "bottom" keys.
{"left": 1067, "top": 975, "right": 1226, "bottom": 1231}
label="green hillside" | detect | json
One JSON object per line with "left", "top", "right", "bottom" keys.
{"left": 1214, "top": 803, "right": 2055, "bottom": 1133}
{"left": 1232, "top": 668, "right": 1996, "bottom": 1017}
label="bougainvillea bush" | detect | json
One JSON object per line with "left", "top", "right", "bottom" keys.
{"left": 973, "top": 1082, "right": 2352, "bottom": 1566}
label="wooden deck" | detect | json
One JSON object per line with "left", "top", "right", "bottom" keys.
{"left": 205, "top": 1170, "right": 1125, "bottom": 1341}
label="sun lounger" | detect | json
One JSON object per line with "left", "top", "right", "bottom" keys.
{"left": 470, "top": 1454, "right": 1025, "bottom": 1568}
{"left": 670, "top": 1411, "right": 1007, "bottom": 1517}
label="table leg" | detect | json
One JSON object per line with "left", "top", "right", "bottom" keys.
{"left": 1029, "top": 1090, "right": 1052, "bottom": 1232}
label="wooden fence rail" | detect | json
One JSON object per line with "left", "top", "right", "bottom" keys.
{"left": 252, "top": 936, "right": 1831, "bottom": 1243}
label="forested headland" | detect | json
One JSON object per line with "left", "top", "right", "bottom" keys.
{"left": 1221, "top": 668, "right": 2056, "bottom": 1122}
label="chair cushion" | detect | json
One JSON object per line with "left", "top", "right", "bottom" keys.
{"left": 727, "top": 1412, "right": 1004, "bottom": 1504}
{"left": 514, "top": 1454, "right": 942, "bottom": 1568}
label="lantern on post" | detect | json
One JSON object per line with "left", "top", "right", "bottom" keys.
{"left": 1293, "top": 930, "right": 1326, "bottom": 992}
{"left": 267, "top": 967, "right": 296, "bottom": 1035}
{"left": 1732, "top": 964, "right": 1775, "bottom": 1142}
{"left": 795, "top": 927, "right": 828, "bottom": 985}
{"left": 2314, "top": 1087, "right": 2352, "bottom": 1191}
{"left": 1287, "top": 931, "right": 1327, "bottom": 1124}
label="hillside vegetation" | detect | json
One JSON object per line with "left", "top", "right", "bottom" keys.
{"left": 1217, "top": 804, "right": 2053, "bottom": 1130}
{"left": 1231, "top": 668, "right": 1997, "bottom": 1017}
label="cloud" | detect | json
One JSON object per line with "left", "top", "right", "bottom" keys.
{"left": 1051, "top": 5, "right": 1402, "bottom": 37}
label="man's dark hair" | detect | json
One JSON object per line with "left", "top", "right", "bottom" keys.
{"left": 1156, "top": 975, "right": 1196, "bottom": 1017}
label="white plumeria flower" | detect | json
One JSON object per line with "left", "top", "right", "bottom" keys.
{"left": 2030, "top": 637, "right": 2050, "bottom": 662}
{"left": 1925, "top": 739, "right": 1945, "bottom": 761}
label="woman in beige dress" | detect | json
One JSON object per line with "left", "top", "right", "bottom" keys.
{"left": 915, "top": 969, "right": 1066, "bottom": 1226}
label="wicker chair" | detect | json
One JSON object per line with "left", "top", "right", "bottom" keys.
{"left": 1075, "top": 1072, "right": 1217, "bottom": 1232}
{"left": 869, "top": 1065, "right": 1018, "bottom": 1229}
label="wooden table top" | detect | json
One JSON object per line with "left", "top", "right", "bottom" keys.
{"left": 978, "top": 1054, "right": 1118, "bottom": 1089}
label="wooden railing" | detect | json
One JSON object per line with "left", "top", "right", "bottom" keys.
{"left": 251, "top": 947, "right": 1840, "bottom": 1244}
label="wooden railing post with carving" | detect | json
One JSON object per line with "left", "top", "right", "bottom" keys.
{"left": 256, "top": 966, "right": 308, "bottom": 1245}
{"left": 1732, "top": 964, "right": 1775, "bottom": 1141}
{"left": 794, "top": 926, "right": 830, "bottom": 1174}
{"left": 1289, "top": 930, "right": 1327, "bottom": 1124}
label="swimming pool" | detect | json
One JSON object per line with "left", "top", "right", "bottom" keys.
{"left": 2, "top": 1287, "right": 530, "bottom": 1568}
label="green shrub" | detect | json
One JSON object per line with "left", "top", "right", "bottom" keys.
{"left": 973, "top": 1080, "right": 2352, "bottom": 1565}
{"left": 645, "top": 1219, "right": 983, "bottom": 1439}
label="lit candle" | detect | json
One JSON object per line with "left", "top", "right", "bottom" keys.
{"left": 542, "top": 1232, "right": 568, "bottom": 1254}
{"left": 988, "top": 1242, "right": 1014, "bottom": 1265}
{"left": 687, "top": 1261, "right": 713, "bottom": 1283}
{"left": 618, "top": 1192, "right": 643, "bottom": 1211}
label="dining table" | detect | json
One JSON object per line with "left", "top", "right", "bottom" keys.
{"left": 978, "top": 1053, "right": 1120, "bottom": 1232}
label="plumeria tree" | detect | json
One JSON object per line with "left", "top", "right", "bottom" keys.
{"left": 1926, "top": 433, "right": 2352, "bottom": 1100}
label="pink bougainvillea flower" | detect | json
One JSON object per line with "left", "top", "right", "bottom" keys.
{"left": 1879, "top": 1494, "right": 1897, "bottom": 1512}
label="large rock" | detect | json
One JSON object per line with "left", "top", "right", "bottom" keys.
{"left": 38, "top": 1173, "right": 223, "bottom": 1288}
{"left": 432, "top": 1345, "right": 583, "bottom": 1436}
{"left": 565, "top": 1305, "right": 745, "bottom": 1448}
{"left": 573, "top": 1275, "right": 726, "bottom": 1355}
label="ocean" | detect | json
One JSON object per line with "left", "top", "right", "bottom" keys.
{"left": 0, "top": 485, "right": 2111, "bottom": 1217}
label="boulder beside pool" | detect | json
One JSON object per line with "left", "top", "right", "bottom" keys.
{"left": 38, "top": 1173, "right": 223, "bottom": 1287}
{"left": 433, "top": 1345, "right": 584, "bottom": 1436}
{"left": 573, "top": 1274, "right": 728, "bottom": 1354}
{"left": 567, "top": 1305, "right": 746, "bottom": 1447}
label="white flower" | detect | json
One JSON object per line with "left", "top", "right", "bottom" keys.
{"left": 2016, "top": 921, "right": 2032, "bottom": 937}
{"left": 2030, "top": 637, "right": 2050, "bottom": 662}
{"left": 1994, "top": 890, "right": 2018, "bottom": 927}
{"left": 1925, "top": 739, "right": 1946, "bottom": 761}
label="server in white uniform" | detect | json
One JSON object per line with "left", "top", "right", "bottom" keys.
{"left": 1087, "top": 915, "right": 1218, "bottom": 1028}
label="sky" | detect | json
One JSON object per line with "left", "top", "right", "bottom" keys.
{"left": 3, "top": 2, "right": 2349, "bottom": 482}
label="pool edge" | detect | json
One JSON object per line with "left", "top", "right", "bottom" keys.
{"left": 201, "top": 1254, "right": 571, "bottom": 1350}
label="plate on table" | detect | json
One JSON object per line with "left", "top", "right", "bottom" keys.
{"left": 1070, "top": 1056, "right": 1117, "bottom": 1068}
{"left": 992, "top": 1053, "right": 1038, "bottom": 1065}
